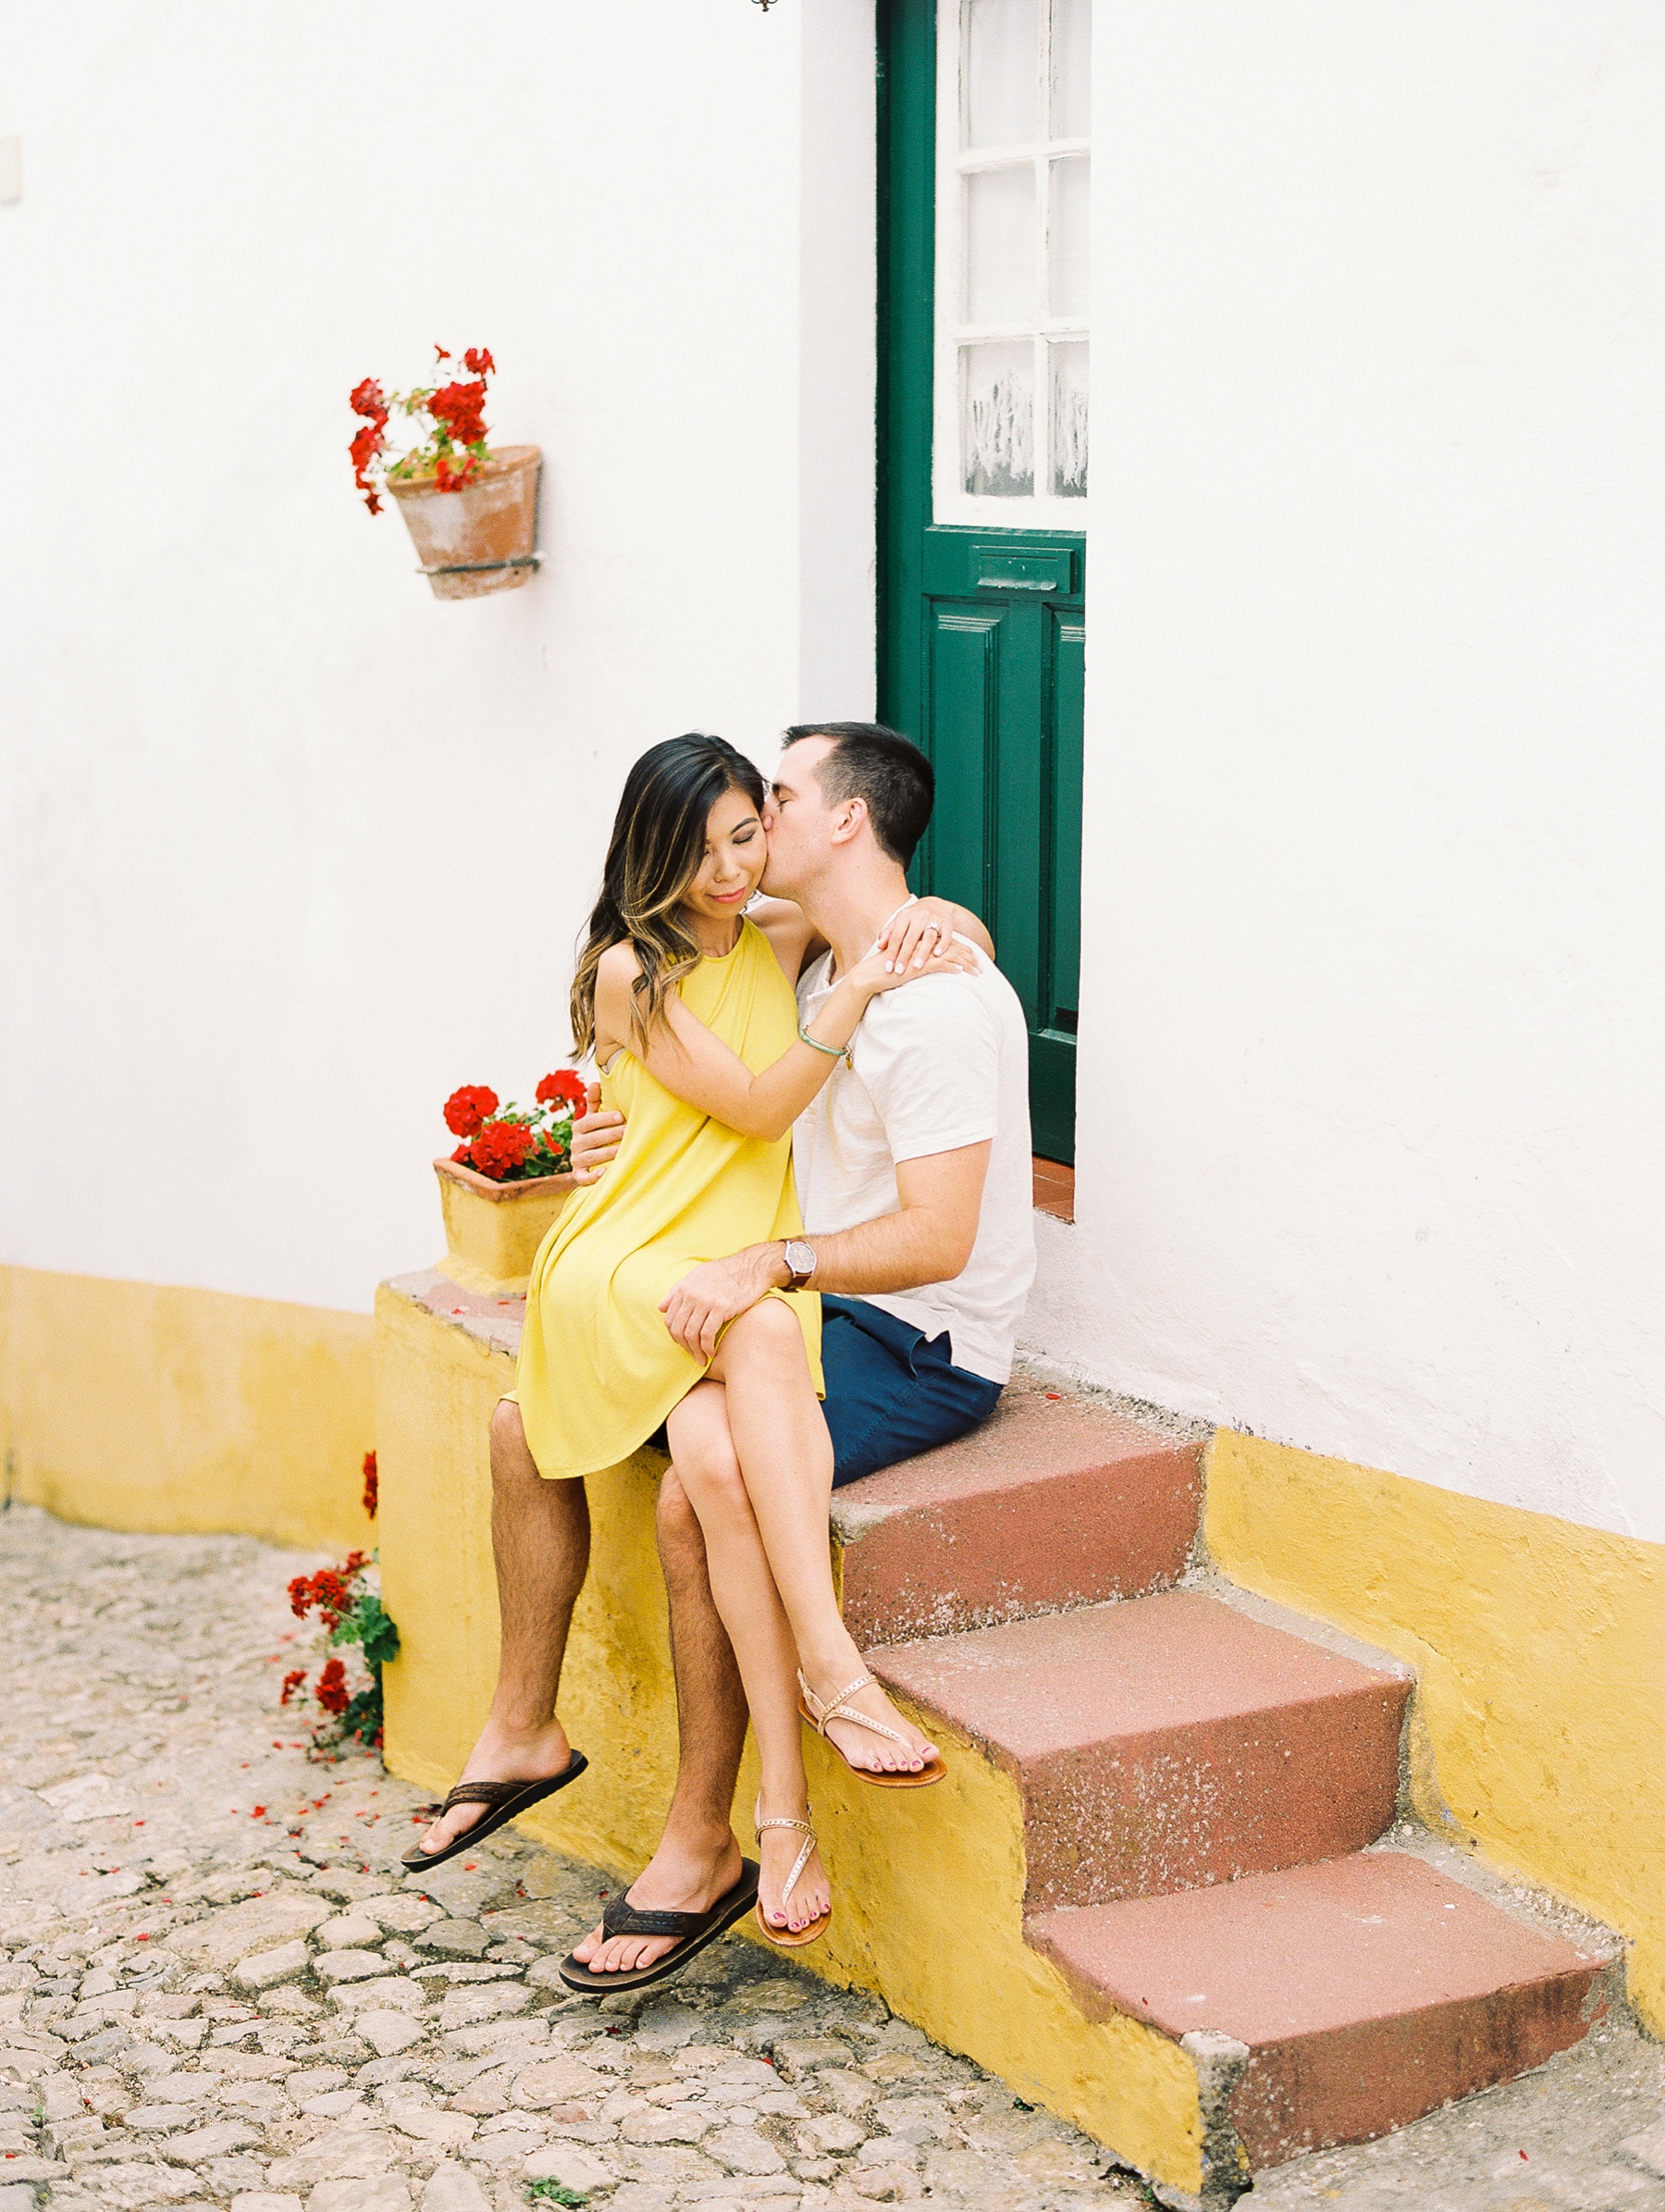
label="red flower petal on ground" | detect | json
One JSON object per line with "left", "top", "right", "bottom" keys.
{"left": 467, "top": 1120, "right": 535, "bottom": 1180}
{"left": 444, "top": 1084, "right": 499, "bottom": 1137}
{"left": 536, "top": 1069, "right": 588, "bottom": 1113}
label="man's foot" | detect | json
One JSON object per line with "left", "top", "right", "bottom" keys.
{"left": 569, "top": 1830, "right": 744, "bottom": 1978}
{"left": 413, "top": 1718, "right": 573, "bottom": 1860}
{"left": 801, "top": 1665, "right": 939, "bottom": 1776}
{"left": 755, "top": 1804, "right": 831, "bottom": 1937}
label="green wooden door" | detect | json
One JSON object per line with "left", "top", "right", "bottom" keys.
{"left": 879, "top": 0, "right": 1087, "bottom": 1165}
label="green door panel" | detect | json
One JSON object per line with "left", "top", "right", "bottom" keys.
{"left": 879, "top": 0, "right": 1085, "bottom": 1164}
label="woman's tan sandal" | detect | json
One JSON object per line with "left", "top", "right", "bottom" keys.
{"left": 797, "top": 1669, "right": 947, "bottom": 1788}
{"left": 401, "top": 1751, "right": 587, "bottom": 1872}
{"left": 753, "top": 1799, "right": 831, "bottom": 1948}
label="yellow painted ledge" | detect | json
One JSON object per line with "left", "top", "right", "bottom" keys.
{"left": 375, "top": 1280, "right": 1205, "bottom": 2199}
{"left": 1206, "top": 1430, "right": 1665, "bottom": 2031}
{"left": 0, "top": 1263, "right": 373, "bottom": 1553}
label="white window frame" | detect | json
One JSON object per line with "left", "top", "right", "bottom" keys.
{"left": 932, "top": 0, "right": 1090, "bottom": 532}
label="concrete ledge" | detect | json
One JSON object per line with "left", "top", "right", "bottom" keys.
{"left": 871, "top": 1591, "right": 1409, "bottom": 1911}
{"left": 832, "top": 1370, "right": 1202, "bottom": 1645}
{"left": 1030, "top": 1851, "right": 1608, "bottom": 2167}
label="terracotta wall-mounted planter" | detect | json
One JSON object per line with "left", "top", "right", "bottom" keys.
{"left": 434, "top": 1155, "right": 574, "bottom": 1294}
{"left": 388, "top": 445, "right": 541, "bottom": 601}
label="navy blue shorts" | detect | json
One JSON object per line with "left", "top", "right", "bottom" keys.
{"left": 819, "top": 1294, "right": 1002, "bottom": 1489}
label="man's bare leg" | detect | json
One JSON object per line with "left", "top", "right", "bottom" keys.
{"left": 570, "top": 1390, "right": 752, "bottom": 1974}
{"left": 415, "top": 1400, "right": 589, "bottom": 1857}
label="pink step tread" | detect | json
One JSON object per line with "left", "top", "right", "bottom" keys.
{"left": 870, "top": 1591, "right": 1409, "bottom": 1909}
{"left": 832, "top": 1373, "right": 1201, "bottom": 1645}
{"left": 1029, "top": 1850, "right": 1607, "bottom": 2165}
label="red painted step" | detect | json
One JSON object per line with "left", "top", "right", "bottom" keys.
{"left": 832, "top": 1372, "right": 1201, "bottom": 1647}
{"left": 871, "top": 1590, "right": 1409, "bottom": 1912}
{"left": 1029, "top": 1851, "right": 1608, "bottom": 2166}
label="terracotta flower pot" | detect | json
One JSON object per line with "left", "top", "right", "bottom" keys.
{"left": 387, "top": 445, "right": 541, "bottom": 601}
{"left": 434, "top": 1155, "right": 574, "bottom": 1294}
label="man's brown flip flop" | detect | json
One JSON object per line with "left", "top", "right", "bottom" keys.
{"left": 401, "top": 1751, "right": 588, "bottom": 1875}
{"left": 556, "top": 1859, "right": 760, "bottom": 1995}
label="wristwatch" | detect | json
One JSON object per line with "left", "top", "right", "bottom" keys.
{"left": 782, "top": 1239, "right": 817, "bottom": 1291}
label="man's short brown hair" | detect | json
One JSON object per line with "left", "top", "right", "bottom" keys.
{"left": 783, "top": 722, "right": 935, "bottom": 869}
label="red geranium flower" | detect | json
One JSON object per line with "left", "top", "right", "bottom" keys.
{"left": 444, "top": 1084, "right": 499, "bottom": 1138}
{"left": 429, "top": 378, "right": 488, "bottom": 449}
{"left": 434, "top": 344, "right": 451, "bottom": 362}
{"left": 536, "top": 1069, "right": 588, "bottom": 1113}
{"left": 468, "top": 1120, "right": 535, "bottom": 1180}
{"left": 462, "top": 347, "right": 495, "bottom": 377}
{"left": 349, "top": 377, "right": 388, "bottom": 423}
{"left": 434, "top": 450, "right": 481, "bottom": 494}
{"left": 314, "top": 1659, "right": 351, "bottom": 1716}
{"left": 279, "top": 1669, "right": 307, "bottom": 1705}
{"left": 362, "top": 1451, "right": 378, "bottom": 1519}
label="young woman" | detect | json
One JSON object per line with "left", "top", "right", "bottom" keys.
{"left": 512, "top": 734, "right": 984, "bottom": 1947}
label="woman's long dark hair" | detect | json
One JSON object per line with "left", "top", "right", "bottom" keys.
{"left": 570, "top": 734, "right": 767, "bottom": 1060}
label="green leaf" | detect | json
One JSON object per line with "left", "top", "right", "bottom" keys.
{"left": 525, "top": 2186, "right": 587, "bottom": 2208}
{"left": 357, "top": 1596, "right": 401, "bottom": 1671}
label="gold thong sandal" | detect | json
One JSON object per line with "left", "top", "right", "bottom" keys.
{"left": 753, "top": 1799, "right": 831, "bottom": 1948}
{"left": 797, "top": 1669, "right": 948, "bottom": 1789}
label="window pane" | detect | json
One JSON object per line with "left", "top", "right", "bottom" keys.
{"left": 962, "top": 340, "right": 1035, "bottom": 496}
{"left": 966, "top": 164, "right": 1035, "bottom": 323}
{"left": 1050, "top": 340, "right": 1088, "bottom": 497}
{"left": 1048, "top": 154, "right": 1089, "bottom": 318}
{"left": 1050, "top": 0, "right": 1091, "bottom": 139}
{"left": 964, "top": 0, "right": 1039, "bottom": 149}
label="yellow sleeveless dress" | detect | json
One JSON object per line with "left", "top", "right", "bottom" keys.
{"left": 512, "top": 918, "right": 822, "bottom": 1481}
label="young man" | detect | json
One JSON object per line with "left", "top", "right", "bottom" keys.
{"left": 414, "top": 725, "right": 1035, "bottom": 1983}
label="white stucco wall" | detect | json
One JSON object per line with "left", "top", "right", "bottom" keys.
{"left": 0, "top": 2, "right": 874, "bottom": 1313}
{"left": 1033, "top": 1, "right": 1665, "bottom": 1540}
{"left": 7, "top": 2, "right": 1659, "bottom": 1550}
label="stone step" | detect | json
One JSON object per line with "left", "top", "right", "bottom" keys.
{"left": 870, "top": 1589, "right": 1409, "bottom": 1913}
{"left": 832, "top": 1371, "right": 1202, "bottom": 1647}
{"left": 1027, "top": 1849, "right": 1609, "bottom": 2169}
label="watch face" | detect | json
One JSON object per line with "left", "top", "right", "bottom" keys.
{"left": 785, "top": 1241, "right": 814, "bottom": 1278}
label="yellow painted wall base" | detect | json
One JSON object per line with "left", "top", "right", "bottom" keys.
{"left": 0, "top": 1263, "right": 374, "bottom": 1553}
{"left": 1206, "top": 1431, "right": 1665, "bottom": 2032}
{"left": 375, "top": 1281, "right": 1206, "bottom": 2200}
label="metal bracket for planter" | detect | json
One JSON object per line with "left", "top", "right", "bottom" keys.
{"left": 415, "top": 552, "right": 545, "bottom": 578}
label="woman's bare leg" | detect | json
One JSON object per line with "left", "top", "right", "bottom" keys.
{"left": 705, "top": 1301, "right": 937, "bottom": 1777}
{"left": 668, "top": 1381, "right": 829, "bottom": 1934}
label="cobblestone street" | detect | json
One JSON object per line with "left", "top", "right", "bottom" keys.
{"left": 3, "top": 1506, "right": 1662, "bottom": 2212}
{"left": 0, "top": 1509, "right": 1141, "bottom": 2212}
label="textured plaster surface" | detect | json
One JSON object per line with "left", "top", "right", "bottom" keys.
{"left": 0, "top": 1267, "right": 373, "bottom": 1553}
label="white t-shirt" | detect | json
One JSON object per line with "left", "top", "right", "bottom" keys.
{"left": 792, "top": 935, "right": 1036, "bottom": 1385}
